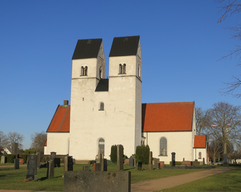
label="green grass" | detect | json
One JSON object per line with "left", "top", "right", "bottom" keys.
{"left": 0, "top": 163, "right": 205, "bottom": 191}
{"left": 156, "top": 168, "right": 241, "bottom": 192}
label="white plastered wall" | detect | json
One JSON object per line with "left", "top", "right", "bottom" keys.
{"left": 144, "top": 131, "right": 194, "bottom": 164}
{"left": 193, "top": 148, "right": 207, "bottom": 163}
{"left": 44, "top": 133, "right": 70, "bottom": 155}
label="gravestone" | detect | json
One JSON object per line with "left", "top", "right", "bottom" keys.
{"left": 203, "top": 158, "right": 205, "bottom": 165}
{"left": 149, "top": 151, "right": 153, "bottom": 170}
{"left": 101, "top": 158, "right": 107, "bottom": 171}
{"left": 82, "top": 166, "right": 90, "bottom": 171}
{"left": 50, "top": 152, "right": 56, "bottom": 160}
{"left": 129, "top": 157, "right": 134, "bottom": 167}
{"left": 36, "top": 152, "right": 40, "bottom": 168}
{"left": 64, "top": 156, "right": 73, "bottom": 171}
{"left": 26, "top": 154, "right": 37, "bottom": 180}
{"left": 171, "top": 152, "right": 176, "bottom": 167}
{"left": 117, "top": 145, "right": 123, "bottom": 171}
{"left": 54, "top": 158, "right": 60, "bottom": 167}
{"left": 94, "top": 163, "right": 101, "bottom": 171}
{"left": 14, "top": 158, "right": 19, "bottom": 169}
{"left": 96, "top": 147, "right": 102, "bottom": 164}
{"left": 137, "top": 162, "right": 142, "bottom": 171}
{"left": 153, "top": 158, "right": 158, "bottom": 168}
{"left": 157, "top": 163, "right": 160, "bottom": 169}
{"left": 1, "top": 156, "right": 6, "bottom": 164}
{"left": 47, "top": 160, "right": 54, "bottom": 178}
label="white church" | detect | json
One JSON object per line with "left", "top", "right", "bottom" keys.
{"left": 44, "top": 36, "right": 207, "bottom": 164}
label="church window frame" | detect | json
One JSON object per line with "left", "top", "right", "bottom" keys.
{"left": 80, "top": 66, "right": 84, "bottom": 76}
{"left": 118, "top": 63, "right": 126, "bottom": 74}
{"left": 159, "top": 137, "right": 167, "bottom": 156}
{"left": 119, "top": 64, "right": 122, "bottom": 74}
{"left": 80, "top": 66, "right": 88, "bottom": 76}
{"left": 84, "top": 66, "right": 88, "bottom": 76}
{"left": 98, "top": 138, "right": 105, "bottom": 155}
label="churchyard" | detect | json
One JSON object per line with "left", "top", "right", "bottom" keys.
{"left": 0, "top": 163, "right": 205, "bottom": 191}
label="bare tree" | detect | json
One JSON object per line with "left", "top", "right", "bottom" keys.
{"left": 0, "top": 131, "right": 9, "bottom": 148}
{"left": 217, "top": 0, "right": 241, "bottom": 97}
{"left": 208, "top": 136, "right": 223, "bottom": 163}
{"left": 195, "top": 107, "right": 210, "bottom": 135}
{"left": 31, "top": 132, "right": 47, "bottom": 152}
{"left": 207, "top": 102, "right": 241, "bottom": 163}
{"left": 7, "top": 132, "right": 24, "bottom": 149}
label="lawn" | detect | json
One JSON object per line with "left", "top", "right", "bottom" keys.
{"left": 156, "top": 167, "right": 241, "bottom": 192}
{"left": 0, "top": 163, "right": 205, "bottom": 191}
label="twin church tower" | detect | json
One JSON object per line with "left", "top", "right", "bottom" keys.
{"left": 69, "top": 36, "right": 142, "bottom": 160}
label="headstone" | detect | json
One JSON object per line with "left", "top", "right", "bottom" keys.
{"left": 26, "top": 154, "right": 37, "bottom": 180}
{"left": 50, "top": 152, "right": 56, "bottom": 160}
{"left": 153, "top": 158, "right": 158, "bottom": 168}
{"left": 149, "top": 151, "right": 153, "bottom": 170}
{"left": 64, "top": 156, "right": 73, "bottom": 171}
{"left": 36, "top": 152, "right": 40, "bottom": 168}
{"left": 1, "top": 156, "right": 6, "bottom": 164}
{"left": 47, "top": 160, "right": 54, "bottom": 178}
{"left": 171, "top": 152, "right": 176, "bottom": 167}
{"left": 157, "top": 163, "right": 160, "bottom": 169}
{"left": 94, "top": 163, "right": 101, "bottom": 171}
{"left": 12, "top": 143, "right": 18, "bottom": 156}
{"left": 124, "top": 158, "right": 129, "bottom": 164}
{"left": 54, "top": 158, "right": 60, "bottom": 167}
{"left": 158, "top": 161, "right": 164, "bottom": 168}
{"left": 14, "top": 158, "right": 19, "bottom": 169}
{"left": 96, "top": 147, "right": 102, "bottom": 164}
{"left": 101, "top": 158, "right": 107, "bottom": 171}
{"left": 203, "top": 158, "right": 205, "bottom": 165}
{"left": 137, "top": 162, "right": 142, "bottom": 171}
{"left": 82, "top": 166, "right": 90, "bottom": 171}
{"left": 129, "top": 157, "right": 134, "bottom": 167}
{"left": 117, "top": 145, "right": 123, "bottom": 171}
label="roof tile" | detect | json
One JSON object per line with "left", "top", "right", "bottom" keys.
{"left": 194, "top": 135, "right": 206, "bottom": 148}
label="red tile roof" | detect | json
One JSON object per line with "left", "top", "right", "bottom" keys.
{"left": 46, "top": 105, "right": 70, "bottom": 133}
{"left": 44, "top": 140, "right": 47, "bottom": 146}
{"left": 142, "top": 102, "right": 194, "bottom": 132}
{"left": 194, "top": 135, "right": 206, "bottom": 148}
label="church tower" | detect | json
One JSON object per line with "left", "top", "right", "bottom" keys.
{"left": 69, "top": 36, "right": 142, "bottom": 161}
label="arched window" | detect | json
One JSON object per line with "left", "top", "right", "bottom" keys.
{"left": 99, "top": 67, "right": 102, "bottom": 79}
{"left": 98, "top": 138, "right": 105, "bottom": 155}
{"left": 84, "top": 66, "right": 88, "bottom": 76}
{"left": 123, "top": 64, "right": 126, "bottom": 74}
{"left": 119, "top": 64, "right": 122, "bottom": 74}
{"left": 160, "top": 137, "right": 167, "bottom": 156}
{"left": 199, "top": 152, "right": 202, "bottom": 159}
{"left": 80, "top": 66, "right": 84, "bottom": 76}
{"left": 99, "top": 102, "right": 104, "bottom": 111}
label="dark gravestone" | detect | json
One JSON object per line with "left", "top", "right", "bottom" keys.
{"left": 47, "top": 160, "right": 54, "bottom": 178}
{"left": 203, "top": 158, "right": 205, "bottom": 165}
{"left": 63, "top": 171, "right": 131, "bottom": 192}
{"left": 157, "top": 163, "right": 160, "bottom": 169}
{"left": 154, "top": 158, "right": 158, "bottom": 168}
{"left": 54, "top": 158, "right": 60, "bottom": 167}
{"left": 94, "top": 163, "right": 101, "bottom": 171}
{"left": 117, "top": 145, "right": 123, "bottom": 171}
{"left": 137, "top": 162, "right": 142, "bottom": 171}
{"left": 149, "top": 151, "right": 153, "bottom": 170}
{"left": 129, "top": 157, "right": 134, "bottom": 167}
{"left": 26, "top": 154, "right": 37, "bottom": 180}
{"left": 50, "top": 152, "right": 56, "bottom": 160}
{"left": 14, "top": 159, "right": 19, "bottom": 169}
{"left": 64, "top": 156, "right": 73, "bottom": 171}
{"left": 101, "top": 159, "right": 107, "bottom": 171}
{"left": 82, "top": 166, "right": 90, "bottom": 171}
{"left": 171, "top": 152, "right": 176, "bottom": 167}
{"left": 12, "top": 143, "right": 18, "bottom": 156}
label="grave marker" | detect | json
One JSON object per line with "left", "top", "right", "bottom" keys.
{"left": 50, "top": 152, "right": 56, "bottom": 160}
{"left": 64, "top": 156, "right": 73, "bottom": 171}
{"left": 171, "top": 152, "right": 176, "bottom": 167}
{"left": 137, "top": 162, "right": 142, "bottom": 171}
{"left": 47, "top": 160, "right": 54, "bottom": 178}
{"left": 82, "top": 166, "right": 90, "bottom": 171}
{"left": 129, "top": 157, "right": 134, "bottom": 167}
{"left": 26, "top": 154, "right": 37, "bottom": 180}
{"left": 94, "top": 163, "right": 101, "bottom": 171}
{"left": 149, "top": 151, "right": 153, "bottom": 170}
{"left": 1, "top": 156, "right": 6, "bottom": 164}
{"left": 14, "top": 158, "right": 19, "bottom": 169}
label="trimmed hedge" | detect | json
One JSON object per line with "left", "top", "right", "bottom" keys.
{"left": 135, "top": 145, "right": 150, "bottom": 164}
{"left": 169, "top": 161, "right": 182, "bottom": 165}
{"left": 110, "top": 145, "right": 117, "bottom": 163}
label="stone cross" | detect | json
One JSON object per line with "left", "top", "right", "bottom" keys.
{"left": 26, "top": 154, "right": 37, "bottom": 180}
{"left": 117, "top": 145, "right": 123, "bottom": 171}
{"left": 149, "top": 151, "right": 153, "bottom": 170}
{"left": 47, "top": 160, "right": 54, "bottom": 179}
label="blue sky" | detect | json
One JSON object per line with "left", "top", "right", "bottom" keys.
{"left": 0, "top": 1, "right": 240, "bottom": 149}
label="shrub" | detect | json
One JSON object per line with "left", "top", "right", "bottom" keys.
{"left": 110, "top": 145, "right": 117, "bottom": 163}
{"left": 169, "top": 161, "right": 182, "bottom": 165}
{"left": 135, "top": 145, "right": 150, "bottom": 164}
{"left": 24, "top": 149, "right": 36, "bottom": 154}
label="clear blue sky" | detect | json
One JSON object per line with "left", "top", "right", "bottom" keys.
{"left": 0, "top": 0, "right": 240, "bottom": 150}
